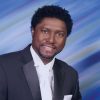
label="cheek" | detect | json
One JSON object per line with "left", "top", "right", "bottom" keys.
{"left": 57, "top": 38, "right": 66, "bottom": 48}
{"left": 33, "top": 33, "right": 42, "bottom": 43}
{"left": 32, "top": 34, "right": 40, "bottom": 47}
{"left": 33, "top": 35, "right": 46, "bottom": 50}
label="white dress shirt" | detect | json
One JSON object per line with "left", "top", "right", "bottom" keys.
{"left": 30, "top": 46, "right": 55, "bottom": 100}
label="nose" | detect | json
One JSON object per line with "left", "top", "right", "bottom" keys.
{"left": 48, "top": 32, "right": 55, "bottom": 43}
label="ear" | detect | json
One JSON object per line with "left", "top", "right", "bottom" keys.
{"left": 31, "top": 28, "right": 34, "bottom": 36}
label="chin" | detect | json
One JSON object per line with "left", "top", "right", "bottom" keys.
{"left": 41, "top": 54, "right": 55, "bottom": 59}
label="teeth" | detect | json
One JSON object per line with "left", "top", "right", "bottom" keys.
{"left": 44, "top": 46, "right": 53, "bottom": 51}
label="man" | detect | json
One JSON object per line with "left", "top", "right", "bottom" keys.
{"left": 0, "top": 5, "right": 81, "bottom": 100}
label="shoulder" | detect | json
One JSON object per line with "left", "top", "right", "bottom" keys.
{"left": 55, "top": 58, "right": 78, "bottom": 78}
{"left": 0, "top": 44, "right": 32, "bottom": 70}
{"left": 0, "top": 50, "right": 22, "bottom": 63}
{"left": 0, "top": 50, "right": 24, "bottom": 72}
{"left": 0, "top": 44, "right": 30, "bottom": 62}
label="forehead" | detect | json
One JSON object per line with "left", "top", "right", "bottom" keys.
{"left": 36, "top": 17, "right": 67, "bottom": 31}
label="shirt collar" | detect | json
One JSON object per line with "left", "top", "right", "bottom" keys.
{"left": 30, "top": 46, "right": 55, "bottom": 71}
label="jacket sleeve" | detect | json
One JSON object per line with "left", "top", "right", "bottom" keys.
{"left": 72, "top": 73, "right": 82, "bottom": 100}
{"left": 0, "top": 64, "right": 7, "bottom": 100}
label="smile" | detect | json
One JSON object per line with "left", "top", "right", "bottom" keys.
{"left": 42, "top": 44, "right": 56, "bottom": 50}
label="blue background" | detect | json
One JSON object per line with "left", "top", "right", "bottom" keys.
{"left": 0, "top": 0, "right": 100, "bottom": 99}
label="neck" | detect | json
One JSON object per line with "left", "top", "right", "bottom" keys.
{"left": 40, "top": 57, "right": 53, "bottom": 65}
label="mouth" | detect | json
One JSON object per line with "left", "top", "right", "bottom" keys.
{"left": 39, "top": 44, "right": 56, "bottom": 58}
{"left": 42, "top": 44, "right": 56, "bottom": 49}
{"left": 42, "top": 43, "right": 56, "bottom": 48}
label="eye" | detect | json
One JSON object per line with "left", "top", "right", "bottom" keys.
{"left": 56, "top": 32, "right": 65, "bottom": 38}
{"left": 41, "top": 29, "right": 49, "bottom": 34}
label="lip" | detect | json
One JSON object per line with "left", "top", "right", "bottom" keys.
{"left": 41, "top": 44, "right": 56, "bottom": 49}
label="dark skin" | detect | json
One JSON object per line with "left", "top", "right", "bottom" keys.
{"left": 32, "top": 18, "right": 67, "bottom": 64}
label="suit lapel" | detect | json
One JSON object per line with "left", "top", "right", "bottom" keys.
{"left": 53, "top": 59, "right": 64, "bottom": 100}
{"left": 21, "top": 45, "right": 41, "bottom": 100}
{"left": 23, "top": 60, "right": 41, "bottom": 100}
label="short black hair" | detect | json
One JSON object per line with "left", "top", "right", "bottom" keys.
{"left": 31, "top": 5, "right": 73, "bottom": 36}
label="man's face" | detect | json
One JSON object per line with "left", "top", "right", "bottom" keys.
{"left": 32, "top": 18, "right": 67, "bottom": 63}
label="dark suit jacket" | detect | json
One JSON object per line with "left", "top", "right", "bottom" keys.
{"left": 0, "top": 45, "right": 81, "bottom": 100}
